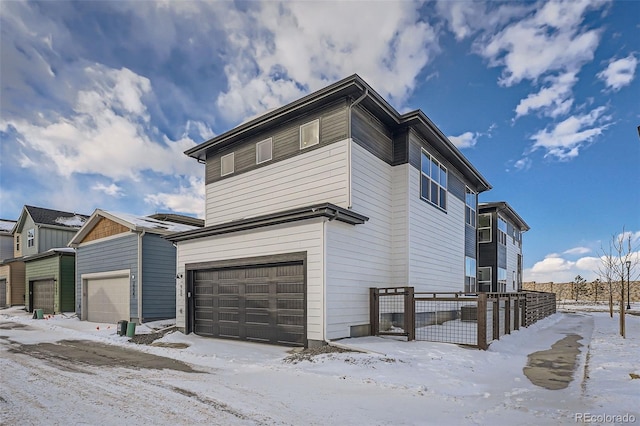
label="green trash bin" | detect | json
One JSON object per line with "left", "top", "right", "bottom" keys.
{"left": 126, "top": 321, "right": 136, "bottom": 337}
{"left": 117, "top": 320, "right": 128, "bottom": 336}
{"left": 34, "top": 309, "right": 44, "bottom": 319}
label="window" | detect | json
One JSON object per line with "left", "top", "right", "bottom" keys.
{"left": 478, "top": 267, "right": 491, "bottom": 292}
{"left": 256, "top": 138, "right": 273, "bottom": 164}
{"left": 498, "top": 268, "right": 507, "bottom": 292}
{"left": 498, "top": 216, "right": 507, "bottom": 246}
{"left": 465, "top": 187, "right": 476, "bottom": 227}
{"left": 478, "top": 213, "right": 491, "bottom": 242}
{"left": 221, "top": 153, "right": 234, "bottom": 176}
{"left": 420, "top": 150, "right": 447, "bottom": 210}
{"left": 465, "top": 256, "right": 477, "bottom": 293}
{"left": 27, "top": 229, "right": 35, "bottom": 247}
{"left": 16, "top": 235, "right": 20, "bottom": 251}
{"left": 300, "top": 119, "right": 319, "bottom": 149}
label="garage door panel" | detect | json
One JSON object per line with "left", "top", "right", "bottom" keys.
{"left": 86, "top": 276, "right": 129, "bottom": 324}
{"left": 0, "top": 279, "right": 7, "bottom": 307}
{"left": 33, "top": 280, "right": 55, "bottom": 314}
{"left": 192, "top": 260, "right": 305, "bottom": 346}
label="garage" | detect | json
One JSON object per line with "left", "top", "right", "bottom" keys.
{"left": 0, "top": 279, "right": 6, "bottom": 307}
{"left": 86, "top": 275, "right": 130, "bottom": 323}
{"left": 31, "top": 279, "right": 55, "bottom": 314}
{"left": 190, "top": 260, "right": 305, "bottom": 346}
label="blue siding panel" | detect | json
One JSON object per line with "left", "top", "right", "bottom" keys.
{"left": 75, "top": 233, "right": 138, "bottom": 318}
{"left": 141, "top": 234, "right": 177, "bottom": 321}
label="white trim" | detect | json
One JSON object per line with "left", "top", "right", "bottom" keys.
{"left": 75, "top": 231, "right": 135, "bottom": 248}
{"left": 256, "top": 138, "right": 273, "bottom": 164}
{"left": 81, "top": 269, "right": 130, "bottom": 280}
{"left": 221, "top": 152, "right": 235, "bottom": 176}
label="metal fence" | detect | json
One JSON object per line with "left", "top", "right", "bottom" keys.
{"left": 370, "top": 287, "right": 556, "bottom": 349}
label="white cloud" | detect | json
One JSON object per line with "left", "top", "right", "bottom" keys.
{"left": 448, "top": 132, "right": 479, "bottom": 149}
{"left": 597, "top": 54, "right": 638, "bottom": 91}
{"left": 92, "top": 183, "right": 124, "bottom": 197}
{"left": 145, "top": 176, "right": 205, "bottom": 218}
{"left": 530, "top": 106, "right": 609, "bottom": 160}
{"left": 0, "top": 65, "right": 197, "bottom": 181}
{"left": 515, "top": 72, "right": 577, "bottom": 118}
{"left": 213, "top": 1, "right": 439, "bottom": 123}
{"left": 563, "top": 246, "right": 591, "bottom": 255}
{"left": 513, "top": 157, "right": 532, "bottom": 171}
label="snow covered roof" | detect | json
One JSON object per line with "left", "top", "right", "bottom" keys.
{"left": 17, "top": 205, "right": 89, "bottom": 230}
{"left": 0, "top": 219, "right": 17, "bottom": 233}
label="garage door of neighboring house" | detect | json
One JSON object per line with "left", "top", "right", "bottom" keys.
{"left": 86, "top": 275, "right": 130, "bottom": 324}
{"left": 191, "top": 260, "right": 306, "bottom": 346}
{"left": 32, "top": 279, "right": 55, "bottom": 314}
{"left": 0, "top": 279, "right": 6, "bottom": 307}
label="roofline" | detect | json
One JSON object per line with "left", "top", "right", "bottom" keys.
{"left": 479, "top": 201, "right": 530, "bottom": 231}
{"left": 22, "top": 249, "right": 75, "bottom": 263}
{"left": 166, "top": 203, "right": 368, "bottom": 242}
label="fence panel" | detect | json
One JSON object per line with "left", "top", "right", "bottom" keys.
{"left": 414, "top": 296, "right": 478, "bottom": 346}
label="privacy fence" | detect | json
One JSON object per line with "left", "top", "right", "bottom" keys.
{"left": 369, "top": 287, "right": 556, "bottom": 349}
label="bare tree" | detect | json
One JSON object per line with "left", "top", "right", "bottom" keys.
{"left": 572, "top": 275, "right": 586, "bottom": 302}
{"left": 597, "top": 239, "right": 617, "bottom": 318}
{"left": 591, "top": 278, "right": 602, "bottom": 303}
{"left": 609, "top": 228, "right": 639, "bottom": 338}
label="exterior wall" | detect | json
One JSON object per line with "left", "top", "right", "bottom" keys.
{"left": 141, "top": 233, "right": 177, "bottom": 321}
{"left": 325, "top": 142, "right": 395, "bottom": 339}
{"left": 205, "top": 139, "right": 350, "bottom": 226}
{"left": 59, "top": 255, "right": 75, "bottom": 311}
{"left": 391, "top": 164, "right": 409, "bottom": 286}
{"left": 14, "top": 233, "right": 22, "bottom": 258}
{"left": 75, "top": 233, "right": 138, "bottom": 319}
{"left": 25, "top": 256, "right": 58, "bottom": 312}
{"left": 83, "top": 217, "right": 129, "bottom": 243}
{"left": 506, "top": 223, "right": 522, "bottom": 292}
{"left": 176, "top": 220, "right": 325, "bottom": 340}
{"left": 2, "top": 262, "right": 26, "bottom": 305}
{"left": 0, "top": 234, "right": 13, "bottom": 261}
{"left": 18, "top": 214, "right": 78, "bottom": 257}
{"left": 19, "top": 215, "right": 38, "bottom": 257}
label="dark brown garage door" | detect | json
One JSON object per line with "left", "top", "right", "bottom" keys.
{"left": 0, "top": 279, "right": 6, "bottom": 307}
{"left": 32, "top": 279, "right": 55, "bottom": 314}
{"left": 192, "top": 262, "right": 305, "bottom": 346}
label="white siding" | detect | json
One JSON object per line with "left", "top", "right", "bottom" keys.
{"left": 205, "top": 139, "right": 350, "bottom": 225}
{"left": 408, "top": 166, "right": 465, "bottom": 292}
{"left": 325, "top": 142, "right": 395, "bottom": 339}
{"left": 175, "top": 220, "right": 325, "bottom": 341}
{"left": 506, "top": 235, "right": 521, "bottom": 292}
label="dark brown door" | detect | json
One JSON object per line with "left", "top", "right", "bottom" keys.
{"left": 192, "top": 262, "right": 305, "bottom": 346}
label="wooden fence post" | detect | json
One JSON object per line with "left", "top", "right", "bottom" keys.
{"left": 477, "top": 293, "right": 487, "bottom": 350}
{"left": 369, "top": 288, "right": 378, "bottom": 336}
{"left": 493, "top": 297, "right": 500, "bottom": 340}
{"left": 405, "top": 287, "right": 415, "bottom": 341}
{"left": 513, "top": 294, "right": 520, "bottom": 330}
{"left": 505, "top": 296, "right": 511, "bottom": 335}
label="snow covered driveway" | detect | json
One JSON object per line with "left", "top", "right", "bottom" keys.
{"left": 1, "top": 307, "right": 638, "bottom": 425}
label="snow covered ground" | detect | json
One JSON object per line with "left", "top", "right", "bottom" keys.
{"left": 1, "top": 305, "right": 638, "bottom": 425}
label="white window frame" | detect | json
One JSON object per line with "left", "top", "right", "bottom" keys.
{"left": 465, "top": 187, "right": 476, "bottom": 227}
{"left": 478, "top": 266, "right": 491, "bottom": 292}
{"left": 465, "top": 256, "right": 477, "bottom": 293}
{"left": 221, "top": 152, "right": 235, "bottom": 177}
{"left": 498, "top": 216, "right": 507, "bottom": 246}
{"left": 300, "top": 119, "right": 320, "bottom": 149}
{"left": 27, "top": 228, "right": 35, "bottom": 248}
{"left": 478, "top": 213, "right": 491, "bottom": 243}
{"left": 256, "top": 138, "right": 273, "bottom": 164}
{"left": 420, "top": 149, "right": 447, "bottom": 210}
{"left": 498, "top": 267, "right": 507, "bottom": 292}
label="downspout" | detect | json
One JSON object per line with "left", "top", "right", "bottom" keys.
{"left": 347, "top": 88, "right": 368, "bottom": 209}
{"left": 137, "top": 230, "right": 145, "bottom": 324}
{"left": 322, "top": 218, "right": 327, "bottom": 344}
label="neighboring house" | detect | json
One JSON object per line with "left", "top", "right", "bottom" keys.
{"left": 167, "top": 74, "right": 492, "bottom": 347}
{"left": 0, "top": 219, "right": 18, "bottom": 307}
{"left": 69, "top": 210, "right": 200, "bottom": 325}
{"left": 3, "top": 206, "right": 88, "bottom": 309}
{"left": 477, "top": 202, "right": 530, "bottom": 293}
{"left": 0, "top": 219, "right": 16, "bottom": 261}
{"left": 24, "top": 248, "right": 75, "bottom": 314}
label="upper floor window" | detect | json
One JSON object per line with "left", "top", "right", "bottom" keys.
{"left": 478, "top": 267, "right": 491, "bottom": 292}
{"left": 498, "top": 216, "right": 507, "bottom": 246}
{"left": 221, "top": 152, "right": 235, "bottom": 176}
{"left": 465, "top": 256, "right": 477, "bottom": 293}
{"left": 420, "top": 150, "right": 447, "bottom": 210}
{"left": 27, "top": 228, "right": 35, "bottom": 247}
{"left": 256, "top": 138, "right": 273, "bottom": 164}
{"left": 498, "top": 267, "right": 507, "bottom": 292}
{"left": 465, "top": 187, "right": 476, "bottom": 227}
{"left": 478, "top": 213, "right": 491, "bottom": 242}
{"left": 16, "top": 235, "right": 20, "bottom": 251}
{"left": 300, "top": 119, "right": 319, "bottom": 149}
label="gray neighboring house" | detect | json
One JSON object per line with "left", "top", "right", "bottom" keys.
{"left": 477, "top": 202, "right": 530, "bottom": 293}
{"left": 69, "top": 210, "right": 200, "bottom": 324}
{"left": 0, "top": 219, "right": 17, "bottom": 307}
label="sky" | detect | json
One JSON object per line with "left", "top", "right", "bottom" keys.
{"left": 1, "top": 305, "right": 638, "bottom": 424}
{"left": 0, "top": 0, "right": 639, "bottom": 283}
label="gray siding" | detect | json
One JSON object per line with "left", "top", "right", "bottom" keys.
{"left": 39, "top": 228, "right": 78, "bottom": 253}
{"left": 351, "top": 105, "right": 393, "bottom": 164}
{"left": 498, "top": 244, "right": 507, "bottom": 269}
{"left": 465, "top": 225, "right": 476, "bottom": 258}
{"left": 0, "top": 235, "right": 13, "bottom": 261}
{"left": 75, "top": 233, "right": 138, "bottom": 318}
{"left": 205, "top": 100, "right": 349, "bottom": 184}
{"left": 141, "top": 234, "right": 177, "bottom": 321}
{"left": 448, "top": 173, "right": 465, "bottom": 202}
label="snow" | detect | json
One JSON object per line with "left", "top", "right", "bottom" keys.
{"left": 54, "top": 215, "right": 87, "bottom": 227}
{"left": 107, "top": 211, "right": 199, "bottom": 233}
{"left": 0, "top": 219, "right": 16, "bottom": 232}
{"left": 1, "top": 305, "right": 638, "bottom": 425}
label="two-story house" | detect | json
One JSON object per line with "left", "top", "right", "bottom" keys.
{"left": 8, "top": 206, "right": 88, "bottom": 313}
{"left": 477, "top": 202, "right": 529, "bottom": 293}
{"left": 167, "top": 74, "right": 492, "bottom": 347}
